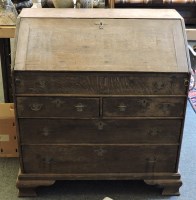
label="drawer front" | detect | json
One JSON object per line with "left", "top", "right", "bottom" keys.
{"left": 17, "top": 97, "right": 99, "bottom": 118}
{"left": 14, "top": 72, "right": 189, "bottom": 95}
{"left": 22, "top": 145, "right": 178, "bottom": 174}
{"left": 103, "top": 97, "right": 185, "bottom": 117}
{"left": 19, "top": 119, "right": 182, "bottom": 144}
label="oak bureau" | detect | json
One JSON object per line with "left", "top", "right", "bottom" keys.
{"left": 13, "top": 8, "right": 190, "bottom": 197}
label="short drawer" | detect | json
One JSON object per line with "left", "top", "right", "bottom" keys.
{"left": 16, "top": 97, "right": 99, "bottom": 118}
{"left": 14, "top": 71, "right": 189, "bottom": 95}
{"left": 103, "top": 97, "right": 186, "bottom": 117}
{"left": 21, "top": 145, "right": 178, "bottom": 174}
{"left": 19, "top": 119, "right": 182, "bottom": 144}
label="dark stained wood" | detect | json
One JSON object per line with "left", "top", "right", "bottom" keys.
{"left": 16, "top": 97, "right": 99, "bottom": 118}
{"left": 17, "top": 188, "right": 37, "bottom": 197}
{"left": 16, "top": 177, "right": 55, "bottom": 197}
{"left": 144, "top": 178, "right": 182, "bottom": 196}
{"left": 19, "top": 118, "right": 182, "bottom": 144}
{"left": 18, "top": 171, "right": 182, "bottom": 181}
{"left": 16, "top": 170, "right": 182, "bottom": 196}
{"left": 103, "top": 97, "right": 186, "bottom": 117}
{"left": 13, "top": 9, "right": 189, "bottom": 197}
{"left": 21, "top": 145, "right": 178, "bottom": 174}
{"left": 14, "top": 71, "right": 189, "bottom": 95}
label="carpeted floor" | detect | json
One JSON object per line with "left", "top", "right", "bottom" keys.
{"left": 0, "top": 101, "right": 195, "bottom": 200}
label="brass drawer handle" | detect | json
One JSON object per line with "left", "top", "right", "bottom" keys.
{"left": 159, "top": 103, "right": 171, "bottom": 113}
{"left": 29, "top": 103, "right": 43, "bottom": 111}
{"left": 146, "top": 157, "right": 157, "bottom": 164}
{"left": 146, "top": 156, "right": 157, "bottom": 173}
{"left": 75, "top": 103, "right": 85, "bottom": 112}
{"left": 148, "top": 128, "right": 160, "bottom": 136}
{"left": 94, "top": 147, "right": 107, "bottom": 157}
{"left": 184, "top": 79, "right": 189, "bottom": 87}
{"left": 42, "top": 157, "right": 53, "bottom": 164}
{"left": 118, "top": 103, "right": 127, "bottom": 112}
{"left": 41, "top": 127, "right": 50, "bottom": 136}
{"left": 15, "top": 78, "right": 21, "bottom": 84}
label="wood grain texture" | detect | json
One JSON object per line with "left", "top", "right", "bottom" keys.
{"left": 103, "top": 97, "right": 185, "bottom": 117}
{"left": 16, "top": 170, "right": 182, "bottom": 196}
{"left": 14, "top": 11, "right": 189, "bottom": 72}
{"left": 17, "top": 171, "right": 181, "bottom": 180}
{"left": 13, "top": 9, "right": 189, "bottom": 196}
{"left": 18, "top": 118, "right": 182, "bottom": 144}
{"left": 14, "top": 72, "right": 189, "bottom": 95}
{"left": 21, "top": 145, "right": 178, "bottom": 174}
{"left": 16, "top": 178, "right": 55, "bottom": 197}
{"left": 16, "top": 97, "right": 100, "bottom": 118}
{"left": 19, "top": 8, "right": 182, "bottom": 19}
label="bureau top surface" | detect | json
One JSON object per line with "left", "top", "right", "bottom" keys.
{"left": 14, "top": 9, "right": 189, "bottom": 72}
{"left": 20, "top": 8, "right": 182, "bottom": 19}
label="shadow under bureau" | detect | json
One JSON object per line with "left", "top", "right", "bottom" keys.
{"left": 13, "top": 9, "right": 190, "bottom": 197}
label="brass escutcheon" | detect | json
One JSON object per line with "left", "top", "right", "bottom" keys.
{"left": 52, "top": 99, "right": 64, "bottom": 107}
{"left": 97, "top": 121, "right": 105, "bottom": 130}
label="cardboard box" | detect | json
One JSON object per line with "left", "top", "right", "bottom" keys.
{"left": 0, "top": 103, "right": 18, "bottom": 157}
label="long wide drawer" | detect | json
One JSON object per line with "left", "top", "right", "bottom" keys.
{"left": 103, "top": 97, "right": 186, "bottom": 117}
{"left": 19, "top": 119, "right": 182, "bottom": 144}
{"left": 21, "top": 145, "right": 178, "bottom": 174}
{"left": 14, "top": 71, "right": 189, "bottom": 95}
{"left": 16, "top": 97, "right": 99, "bottom": 118}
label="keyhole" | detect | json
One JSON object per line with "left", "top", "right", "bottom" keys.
{"left": 99, "top": 22, "right": 103, "bottom": 29}
{"left": 141, "top": 99, "right": 147, "bottom": 107}
{"left": 98, "top": 121, "right": 104, "bottom": 130}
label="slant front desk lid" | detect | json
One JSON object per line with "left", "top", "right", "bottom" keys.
{"left": 14, "top": 9, "right": 189, "bottom": 72}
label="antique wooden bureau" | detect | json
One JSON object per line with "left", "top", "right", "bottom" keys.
{"left": 13, "top": 9, "right": 190, "bottom": 197}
